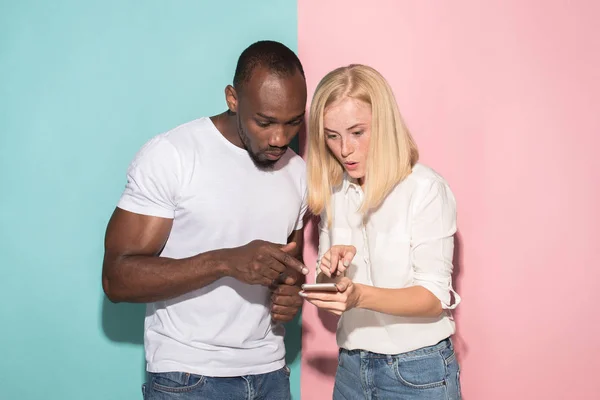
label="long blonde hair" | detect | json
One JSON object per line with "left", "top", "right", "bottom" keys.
{"left": 307, "top": 64, "right": 419, "bottom": 225}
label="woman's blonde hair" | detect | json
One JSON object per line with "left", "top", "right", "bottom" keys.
{"left": 307, "top": 64, "right": 419, "bottom": 225}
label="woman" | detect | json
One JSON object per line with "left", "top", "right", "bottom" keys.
{"left": 301, "top": 64, "right": 462, "bottom": 399}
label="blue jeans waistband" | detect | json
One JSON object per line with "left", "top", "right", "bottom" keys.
{"left": 340, "top": 337, "right": 453, "bottom": 360}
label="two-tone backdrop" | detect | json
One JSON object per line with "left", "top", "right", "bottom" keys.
{"left": 2, "top": 1, "right": 599, "bottom": 399}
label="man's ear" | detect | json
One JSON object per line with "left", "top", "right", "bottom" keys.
{"left": 225, "top": 85, "right": 238, "bottom": 114}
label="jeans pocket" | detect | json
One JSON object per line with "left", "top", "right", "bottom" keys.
{"left": 442, "top": 346, "right": 457, "bottom": 365}
{"left": 279, "top": 365, "right": 291, "bottom": 377}
{"left": 444, "top": 348, "right": 462, "bottom": 400}
{"left": 394, "top": 353, "right": 446, "bottom": 389}
{"left": 151, "top": 372, "right": 205, "bottom": 394}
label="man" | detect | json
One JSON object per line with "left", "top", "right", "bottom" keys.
{"left": 102, "top": 40, "right": 309, "bottom": 400}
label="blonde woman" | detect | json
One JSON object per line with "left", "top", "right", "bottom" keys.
{"left": 301, "top": 65, "right": 462, "bottom": 399}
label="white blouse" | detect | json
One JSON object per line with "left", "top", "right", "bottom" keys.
{"left": 317, "top": 163, "right": 461, "bottom": 354}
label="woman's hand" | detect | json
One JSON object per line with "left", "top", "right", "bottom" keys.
{"left": 318, "top": 245, "right": 356, "bottom": 278}
{"left": 300, "top": 277, "right": 362, "bottom": 316}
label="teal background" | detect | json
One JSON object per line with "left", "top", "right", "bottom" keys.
{"left": 0, "top": 1, "right": 301, "bottom": 399}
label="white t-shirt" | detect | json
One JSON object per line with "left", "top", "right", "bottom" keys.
{"left": 317, "top": 163, "right": 460, "bottom": 355}
{"left": 117, "top": 117, "right": 308, "bottom": 376}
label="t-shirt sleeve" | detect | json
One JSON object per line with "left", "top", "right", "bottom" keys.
{"left": 117, "top": 136, "right": 181, "bottom": 219}
{"left": 294, "top": 170, "right": 308, "bottom": 230}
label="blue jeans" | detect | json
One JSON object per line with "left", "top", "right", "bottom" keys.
{"left": 142, "top": 367, "right": 291, "bottom": 400}
{"left": 334, "top": 338, "right": 461, "bottom": 400}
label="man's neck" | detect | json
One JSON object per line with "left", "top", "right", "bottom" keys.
{"left": 211, "top": 111, "right": 244, "bottom": 149}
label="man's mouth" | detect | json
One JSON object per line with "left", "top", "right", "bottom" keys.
{"left": 264, "top": 149, "right": 287, "bottom": 160}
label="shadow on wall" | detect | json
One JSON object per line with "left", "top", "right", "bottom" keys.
{"left": 306, "top": 307, "right": 340, "bottom": 377}
{"left": 101, "top": 296, "right": 147, "bottom": 382}
{"left": 284, "top": 313, "right": 302, "bottom": 366}
{"left": 451, "top": 231, "right": 468, "bottom": 364}
{"left": 101, "top": 296, "right": 145, "bottom": 345}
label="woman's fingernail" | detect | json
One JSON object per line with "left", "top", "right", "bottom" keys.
{"left": 343, "top": 261, "right": 349, "bottom": 267}
{"left": 299, "top": 291, "right": 307, "bottom": 297}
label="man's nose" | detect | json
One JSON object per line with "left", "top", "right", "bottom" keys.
{"left": 269, "top": 125, "right": 295, "bottom": 147}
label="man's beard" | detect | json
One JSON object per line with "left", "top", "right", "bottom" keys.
{"left": 237, "top": 116, "right": 280, "bottom": 170}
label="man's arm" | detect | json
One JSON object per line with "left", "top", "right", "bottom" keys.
{"left": 102, "top": 208, "right": 224, "bottom": 303}
{"left": 102, "top": 208, "right": 307, "bottom": 303}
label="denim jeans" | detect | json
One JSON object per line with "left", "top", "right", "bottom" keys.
{"left": 142, "top": 366, "right": 291, "bottom": 400}
{"left": 334, "top": 338, "right": 461, "bottom": 400}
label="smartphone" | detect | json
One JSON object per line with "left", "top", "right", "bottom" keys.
{"left": 301, "top": 283, "right": 339, "bottom": 292}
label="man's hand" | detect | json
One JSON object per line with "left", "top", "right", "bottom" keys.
{"left": 271, "top": 284, "right": 303, "bottom": 323}
{"left": 222, "top": 240, "right": 308, "bottom": 287}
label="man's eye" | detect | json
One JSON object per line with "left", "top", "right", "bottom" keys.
{"left": 289, "top": 119, "right": 303, "bottom": 126}
{"left": 257, "top": 121, "right": 271, "bottom": 128}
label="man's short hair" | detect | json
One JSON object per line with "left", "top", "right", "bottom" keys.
{"left": 233, "top": 40, "right": 305, "bottom": 92}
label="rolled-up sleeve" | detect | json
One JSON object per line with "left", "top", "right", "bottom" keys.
{"left": 410, "top": 179, "right": 461, "bottom": 309}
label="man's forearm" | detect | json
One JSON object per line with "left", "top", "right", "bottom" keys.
{"left": 103, "top": 250, "right": 226, "bottom": 303}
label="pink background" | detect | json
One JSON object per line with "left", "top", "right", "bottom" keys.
{"left": 298, "top": 1, "right": 600, "bottom": 399}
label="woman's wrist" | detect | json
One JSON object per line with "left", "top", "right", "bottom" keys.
{"left": 353, "top": 283, "right": 367, "bottom": 309}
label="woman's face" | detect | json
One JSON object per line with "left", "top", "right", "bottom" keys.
{"left": 323, "top": 97, "right": 372, "bottom": 185}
